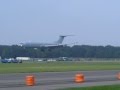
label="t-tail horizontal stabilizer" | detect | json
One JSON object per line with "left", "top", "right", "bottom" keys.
{"left": 54, "top": 35, "right": 73, "bottom": 44}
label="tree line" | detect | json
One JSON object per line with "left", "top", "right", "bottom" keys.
{"left": 0, "top": 45, "right": 120, "bottom": 59}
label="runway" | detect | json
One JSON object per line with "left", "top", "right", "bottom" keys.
{"left": 0, "top": 70, "right": 120, "bottom": 90}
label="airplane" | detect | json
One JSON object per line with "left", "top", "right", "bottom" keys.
{"left": 17, "top": 35, "right": 72, "bottom": 48}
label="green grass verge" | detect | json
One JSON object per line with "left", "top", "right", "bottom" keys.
{"left": 58, "top": 85, "right": 120, "bottom": 90}
{"left": 0, "top": 61, "right": 120, "bottom": 73}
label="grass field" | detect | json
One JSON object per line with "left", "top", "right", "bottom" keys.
{"left": 0, "top": 61, "right": 120, "bottom": 73}
{"left": 58, "top": 85, "right": 120, "bottom": 90}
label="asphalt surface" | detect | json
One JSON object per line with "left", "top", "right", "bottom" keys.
{"left": 0, "top": 70, "right": 120, "bottom": 90}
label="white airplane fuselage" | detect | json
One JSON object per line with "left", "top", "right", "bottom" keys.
{"left": 20, "top": 43, "right": 63, "bottom": 47}
{"left": 18, "top": 35, "right": 69, "bottom": 48}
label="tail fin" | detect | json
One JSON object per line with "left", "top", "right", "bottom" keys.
{"left": 54, "top": 36, "right": 66, "bottom": 44}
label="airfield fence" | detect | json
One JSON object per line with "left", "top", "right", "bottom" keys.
{"left": 22, "top": 58, "right": 120, "bottom": 62}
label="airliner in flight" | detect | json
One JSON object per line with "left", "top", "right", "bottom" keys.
{"left": 18, "top": 35, "right": 71, "bottom": 47}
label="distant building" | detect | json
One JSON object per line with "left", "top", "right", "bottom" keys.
{"left": 16, "top": 57, "right": 30, "bottom": 61}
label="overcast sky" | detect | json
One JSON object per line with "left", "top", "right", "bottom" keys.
{"left": 0, "top": 0, "right": 120, "bottom": 46}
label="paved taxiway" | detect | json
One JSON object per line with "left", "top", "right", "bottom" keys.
{"left": 0, "top": 70, "right": 120, "bottom": 90}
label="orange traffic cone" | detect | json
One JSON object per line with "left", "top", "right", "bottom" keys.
{"left": 117, "top": 73, "right": 120, "bottom": 80}
{"left": 25, "top": 75, "right": 35, "bottom": 86}
{"left": 75, "top": 73, "right": 84, "bottom": 83}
